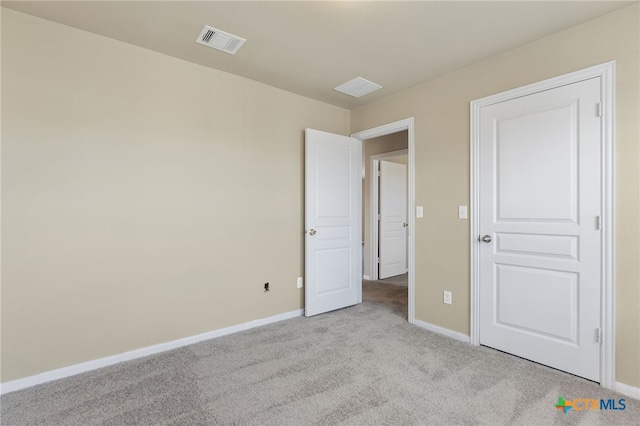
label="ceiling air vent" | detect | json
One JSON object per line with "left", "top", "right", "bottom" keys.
{"left": 334, "top": 77, "right": 382, "bottom": 98}
{"left": 196, "top": 25, "right": 246, "bottom": 55}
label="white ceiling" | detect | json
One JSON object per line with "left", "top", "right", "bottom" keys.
{"left": 2, "top": 1, "right": 634, "bottom": 109}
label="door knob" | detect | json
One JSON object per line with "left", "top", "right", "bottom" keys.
{"left": 403, "top": 223, "right": 408, "bottom": 228}
{"left": 481, "top": 235, "right": 492, "bottom": 243}
{"left": 308, "top": 229, "right": 316, "bottom": 236}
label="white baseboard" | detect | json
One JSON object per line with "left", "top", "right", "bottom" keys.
{"left": 616, "top": 381, "right": 640, "bottom": 400}
{"left": 363, "top": 275, "right": 371, "bottom": 280}
{"left": 411, "top": 322, "right": 638, "bottom": 400}
{"left": 412, "top": 318, "right": 470, "bottom": 343}
{"left": 0, "top": 308, "right": 304, "bottom": 395}
{"left": 4, "top": 309, "right": 634, "bottom": 400}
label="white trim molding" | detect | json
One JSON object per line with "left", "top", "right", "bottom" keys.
{"left": 413, "top": 319, "right": 471, "bottom": 344}
{"left": 615, "top": 382, "right": 640, "bottom": 401}
{"left": 470, "top": 61, "right": 616, "bottom": 389}
{"left": 352, "top": 118, "right": 416, "bottom": 324}
{"left": 0, "top": 309, "right": 304, "bottom": 395}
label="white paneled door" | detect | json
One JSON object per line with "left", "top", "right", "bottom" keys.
{"left": 478, "top": 77, "right": 602, "bottom": 381}
{"left": 379, "top": 161, "right": 407, "bottom": 279}
{"left": 304, "top": 129, "right": 361, "bottom": 317}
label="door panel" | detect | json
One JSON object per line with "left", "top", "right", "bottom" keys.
{"left": 315, "top": 247, "right": 351, "bottom": 293}
{"left": 496, "top": 102, "right": 578, "bottom": 221}
{"left": 305, "top": 129, "right": 361, "bottom": 317}
{"left": 479, "top": 77, "right": 601, "bottom": 381}
{"left": 495, "top": 264, "right": 578, "bottom": 342}
{"left": 379, "top": 161, "right": 407, "bottom": 279}
{"left": 495, "top": 233, "right": 578, "bottom": 260}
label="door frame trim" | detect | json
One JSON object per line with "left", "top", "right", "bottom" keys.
{"left": 469, "top": 61, "right": 616, "bottom": 389}
{"left": 352, "top": 118, "right": 416, "bottom": 324}
{"left": 370, "top": 149, "right": 409, "bottom": 281}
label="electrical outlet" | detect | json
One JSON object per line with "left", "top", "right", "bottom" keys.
{"left": 297, "top": 277, "right": 303, "bottom": 288}
{"left": 264, "top": 282, "right": 270, "bottom": 292}
{"left": 444, "top": 291, "right": 452, "bottom": 305}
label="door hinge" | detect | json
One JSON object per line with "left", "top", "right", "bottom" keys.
{"left": 377, "top": 214, "right": 381, "bottom": 221}
{"left": 596, "top": 328, "right": 602, "bottom": 344}
{"left": 377, "top": 170, "right": 381, "bottom": 178}
{"left": 597, "top": 103, "right": 603, "bottom": 117}
{"left": 596, "top": 215, "right": 602, "bottom": 230}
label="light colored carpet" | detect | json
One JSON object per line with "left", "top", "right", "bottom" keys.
{"left": 362, "top": 276, "right": 408, "bottom": 320}
{"left": 377, "top": 273, "right": 408, "bottom": 287}
{"left": 2, "top": 281, "right": 638, "bottom": 425}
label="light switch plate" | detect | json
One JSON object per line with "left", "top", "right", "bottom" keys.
{"left": 458, "top": 205, "right": 468, "bottom": 219}
{"left": 416, "top": 206, "right": 424, "bottom": 218}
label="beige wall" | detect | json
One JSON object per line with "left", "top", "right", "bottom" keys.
{"left": 0, "top": 9, "right": 350, "bottom": 382}
{"left": 351, "top": 4, "right": 640, "bottom": 388}
{"left": 362, "top": 131, "right": 408, "bottom": 278}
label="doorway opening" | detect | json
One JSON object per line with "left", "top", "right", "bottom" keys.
{"left": 368, "top": 148, "right": 408, "bottom": 281}
{"left": 352, "top": 118, "right": 415, "bottom": 324}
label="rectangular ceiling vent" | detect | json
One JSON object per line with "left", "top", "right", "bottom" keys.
{"left": 196, "top": 25, "right": 246, "bottom": 55}
{"left": 334, "top": 77, "right": 382, "bottom": 98}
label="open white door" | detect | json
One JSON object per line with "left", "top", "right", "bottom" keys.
{"left": 305, "top": 129, "right": 361, "bottom": 317}
{"left": 379, "top": 161, "right": 407, "bottom": 279}
{"left": 477, "top": 77, "right": 602, "bottom": 381}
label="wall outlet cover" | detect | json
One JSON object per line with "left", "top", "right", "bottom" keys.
{"left": 458, "top": 205, "right": 468, "bottom": 219}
